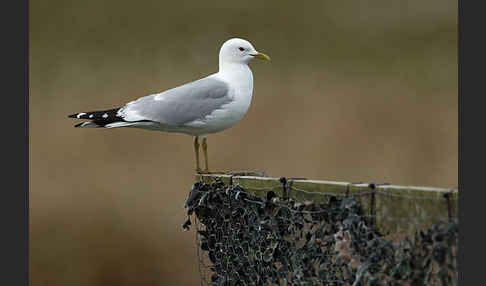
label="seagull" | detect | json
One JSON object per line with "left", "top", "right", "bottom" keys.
{"left": 68, "top": 38, "right": 270, "bottom": 173}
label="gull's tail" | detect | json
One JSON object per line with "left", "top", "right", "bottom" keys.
{"left": 68, "top": 108, "right": 128, "bottom": 128}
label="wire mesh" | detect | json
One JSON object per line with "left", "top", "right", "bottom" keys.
{"left": 183, "top": 177, "right": 458, "bottom": 286}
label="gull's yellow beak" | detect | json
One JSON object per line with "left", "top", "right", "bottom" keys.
{"left": 251, "top": 52, "right": 271, "bottom": 61}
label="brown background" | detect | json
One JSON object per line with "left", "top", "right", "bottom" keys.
{"left": 31, "top": 0, "right": 457, "bottom": 285}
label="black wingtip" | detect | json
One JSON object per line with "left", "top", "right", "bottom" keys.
{"left": 68, "top": 113, "right": 78, "bottom": 118}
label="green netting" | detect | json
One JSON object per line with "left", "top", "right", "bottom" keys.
{"left": 183, "top": 178, "right": 457, "bottom": 286}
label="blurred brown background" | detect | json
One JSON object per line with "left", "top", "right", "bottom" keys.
{"left": 30, "top": 0, "right": 457, "bottom": 285}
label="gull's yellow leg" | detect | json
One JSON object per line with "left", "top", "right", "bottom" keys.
{"left": 194, "top": 136, "right": 201, "bottom": 173}
{"left": 202, "top": 137, "right": 209, "bottom": 172}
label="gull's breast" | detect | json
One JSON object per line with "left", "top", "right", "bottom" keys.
{"left": 185, "top": 69, "right": 254, "bottom": 135}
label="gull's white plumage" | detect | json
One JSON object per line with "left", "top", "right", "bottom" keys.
{"left": 69, "top": 38, "right": 270, "bottom": 171}
{"left": 112, "top": 38, "right": 256, "bottom": 135}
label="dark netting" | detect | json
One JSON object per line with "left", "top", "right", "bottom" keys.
{"left": 183, "top": 179, "right": 458, "bottom": 286}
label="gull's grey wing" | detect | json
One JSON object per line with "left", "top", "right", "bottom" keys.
{"left": 118, "top": 76, "right": 232, "bottom": 125}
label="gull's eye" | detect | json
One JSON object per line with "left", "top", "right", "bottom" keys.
{"left": 238, "top": 47, "right": 245, "bottom": 51}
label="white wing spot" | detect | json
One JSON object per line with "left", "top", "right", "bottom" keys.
{"left": 102, "top": 113, "right": 108, "bottom": 118}
{"left": 154, "top": 94, "right": 166, "bottom": 101}
{"left": 76, "top": 112, "right": 86, "bottom": 118}
{"left": 89, "top": 114, "right": 94, "bottom": 118}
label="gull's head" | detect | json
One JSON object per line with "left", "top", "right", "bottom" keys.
{"left": 219, "top": 38, "right": 270, "bottom": 67}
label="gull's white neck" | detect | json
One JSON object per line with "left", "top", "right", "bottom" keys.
{"left": 216, "top": 62, "right": 253, "bottom": 94}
